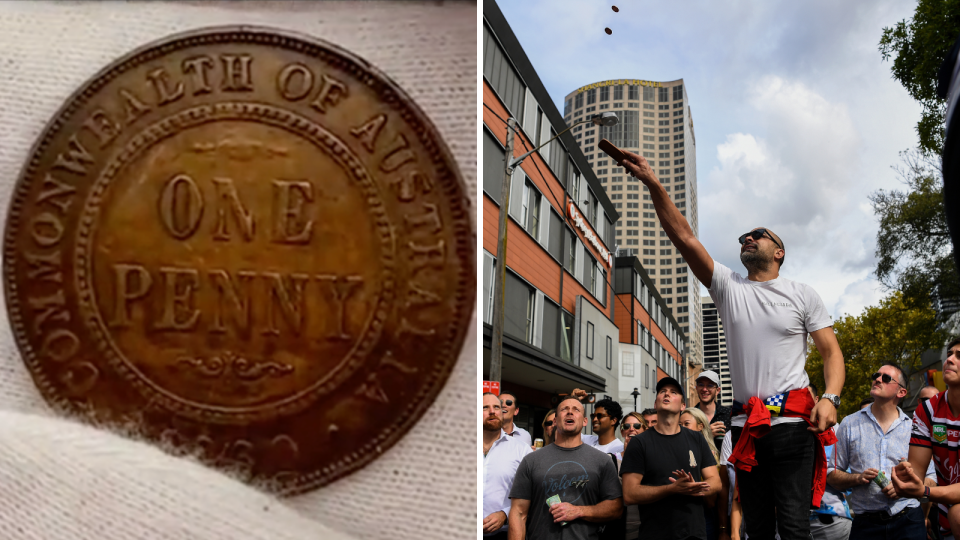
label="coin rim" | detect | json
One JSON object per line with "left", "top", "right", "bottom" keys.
{"left": 2, "top": 25, "right": 476, "bottom": 495}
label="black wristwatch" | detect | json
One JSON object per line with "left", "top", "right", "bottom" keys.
{"left": 821, "top": 393, "right": 841, "bottom": 408}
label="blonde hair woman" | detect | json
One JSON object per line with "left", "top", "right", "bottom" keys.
{"left": 680, "top": 407, "right": 720, "bottom": 463}
{"left": 540, "top": 409, "right": 557, "bottom": 446}
{"left": 681, "top": 407, "right": 725, "bottom": 540}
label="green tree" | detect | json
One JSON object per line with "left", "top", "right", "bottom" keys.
{"left": 805, "top": 292, "right": 946, "bottom": 421}
{"left": 879, "top": 0, "right": 960, "bottom": 155}
{"left": 870, "top": 150, "right": 960, "bottom": 308}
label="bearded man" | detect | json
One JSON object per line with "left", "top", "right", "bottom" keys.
{"left": 619, "top": 151, "right": 846, "bottom": 540}
{"left": 483, "top": 393, "right": 531, "bottom": 540}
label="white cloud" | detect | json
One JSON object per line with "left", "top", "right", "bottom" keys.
{"left": 833, "top": 277, "right": 887, "bottom": 318}
{"left": 497, "top": 0, "right": 922, "bottom": 317}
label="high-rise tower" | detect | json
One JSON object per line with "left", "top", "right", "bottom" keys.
{"left": 563, "top": 78, "right": 702, "bottom": 373}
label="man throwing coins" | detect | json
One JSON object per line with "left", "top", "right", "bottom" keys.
{"left": 618, "top": 150, "right": 845, "bottom": 540}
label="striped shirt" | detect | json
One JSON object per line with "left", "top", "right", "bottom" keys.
{"left": 910, "top": 390, "right": 960, "bottom": 536}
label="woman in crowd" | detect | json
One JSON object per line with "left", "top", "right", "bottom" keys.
{"left": 540, "top": 409, "right": 556, "bottom": 446}
{"left": 619, "top": 411, "right": 645, "bottom": 540}
{"left": 681, "top": 407, "right": 724, "bottom": 540}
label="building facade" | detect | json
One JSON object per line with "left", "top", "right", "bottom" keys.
{"left": 561, "top": 78, "right": 703, "bottom": 384}
{"left": 482, "top": 1, "right": 618, "bottom": 441}
{"left": 701, "top": 295, "right": 732, "bottom": 406}
{"left": 614, "top": 256, "right": 688, "bottom": 415}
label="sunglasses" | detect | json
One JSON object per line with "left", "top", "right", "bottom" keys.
{"left": 544, "top": 421, "right": 554, "bottom": 427}
{"left": 621, "top": 423, "right": 642, "bottom": 430}
{"left": 502, "top": 399, "right": 514, "bottom": 406}
{"left": 738, "top": 228, "right": 783, "bottom": 250}
{"left": 871, "top": 372, "right": 906, "bottom": 389}
{"left": 590, "top": 413, "right": 608, "bottom": 419}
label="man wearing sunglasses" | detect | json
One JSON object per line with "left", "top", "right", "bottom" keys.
{"left": 584, "top": 398, "right": 625, "bottom": 456}
{"left": 500, "top": 393, "right": 533, "bottom": 448}
{"left": 828, "top": 364, "right": 933, "bottom": 539}
{"left": 619, "top": 151, "right": 845, "bottom": 540}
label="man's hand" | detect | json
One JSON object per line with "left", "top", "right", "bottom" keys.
{"left": 570, "top": 388, "right": 588, "bottom": 402}
{"left": 620, "top": 151, "right": 658, "bottom": 186}
{"left": 892, "top": 461, "right": 926, "bottom": 498}
{"left": 482, "top": 511, "right": 507, "bottom": 533}
{"left": 856, "top": 468, "right": 879, "bottom": 485}
{"left": 709, "top": 421, "right": 726, "bottom": 438}
{"left": 668, "top": 470, "right": 710, "bottom": 496}
{"left": 549, "top": 502, "right": 583, "bottom": 523}
{"left": 882, "top": 481, "right": 899, "bottom": 499}
{"left": 808, "top": 399, "right": 837, "bottom": 433}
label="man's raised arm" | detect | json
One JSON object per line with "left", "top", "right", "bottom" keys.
{"left": 620, "top": 150, "right": 713, "bottom": 287}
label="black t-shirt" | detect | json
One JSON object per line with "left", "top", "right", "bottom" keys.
{"left": 620, "top": 427, "right": 718, "bottom": 540}
{"left": 509, "top": 443, "right": 622, "bottom": 540}
{"left": 700, "top": 404, "right": 732, "bottom": 450}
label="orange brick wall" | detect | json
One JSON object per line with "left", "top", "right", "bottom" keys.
{"left": 483, "top": 81, "right": 613, "bottom": 318}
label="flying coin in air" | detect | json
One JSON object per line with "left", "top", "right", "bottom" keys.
{"left": 605, "top": 27, "right": 612, "bottom": 35}
{"left": 612, "top": 6, "right": 619, "bottom": 12}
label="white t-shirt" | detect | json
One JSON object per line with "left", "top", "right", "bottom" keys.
{"left": 708, "top": 261, "right": 832, "bottom": 426}
{"left": 505, "top": 425, "right": 532, "bottom": 447}
{"left": 593, "top": 438, "right": 624, "bottom": 455}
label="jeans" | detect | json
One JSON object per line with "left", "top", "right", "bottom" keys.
{"left": 731, "top": 422, "right": 816, "bottom": 540}
{"left": 849, "top": 505, "right": 926, "bottom": 540}
{"left": 809, "top": 515, "right": 852, "bottom": 540}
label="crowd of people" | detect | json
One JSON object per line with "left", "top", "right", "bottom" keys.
{"left": 482, "top": 148, "right": 960, "bottom": 540}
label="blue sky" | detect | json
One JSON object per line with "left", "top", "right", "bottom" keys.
{"left": 495, "top": 0, "right": 924, "bottom": 319}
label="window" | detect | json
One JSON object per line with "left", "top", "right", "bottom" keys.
{"left": 623, "top": 352, "right": 635, "bottom": 377}
{"left": 482, "top": 251, "right": 494, "bottom": 324}
{"left": 561, "top": 311, "right": 575, "bottom": 363}
{"left": 504, "top": 271, "right": 534, "bottom": 343}
{"left": 542, "top": 299, "right": 560, "bottom": 357}
{"left": 673, "top": 84, "right": 683, "bottom": 101}
{"left": 614, "top": 85, "right": 623, "bottom": 100}
{"left": 643, "top": 86, "right": 655, "bottom": 102}
{"left": 600, "top": 86, "right": 609, "bottom": 101}
{"left": 564, "top": 228, "right": 578, "bottom": 275}
{"left": 482, "top": 23, "right": 525, "bottom": 118}
{"left": 575, "top": 93, "right": 583, "bottom": 109}
{"left": 482, "top": 127, "right": 505, "bottom": 203}
{"left": 587, "top": 88, "right": 597, "bottom": 104}
{"left": 586, "top": 321, "right": 595, "bottom": 359}
{"left": 629, "top": 86, "right": 639, "bottom": 100}
{"left": 522, "top": 181, "right": 541, "bottom": 239}
{"left": 606, "top": 336, "right": 613, "bottom": 370}
{"left": 659, "top": 87, "right": 669, "bottom": 102}
{"left": 524, "top": 286, "right": 536, "bottom": 342}
{"left": 564, "top": 99, "right": 571, "bottom": 115}
{"left": 644, "top": 362, "right": 649, "bottom": 388}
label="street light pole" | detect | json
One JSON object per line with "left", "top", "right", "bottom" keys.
{"left": 631, "top": 387, "right": 640, "bottom": 412}
{"left": 488, "top": 112, "right": 619, "bottom": 384}
{"left": 488, "top": 117, "right": 516, "bottom": 385}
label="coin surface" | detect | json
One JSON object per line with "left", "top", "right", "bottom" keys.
{"left": 3, "top": 26, "right": 474, "bottom": 495}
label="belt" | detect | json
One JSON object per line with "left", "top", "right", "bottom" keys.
{"left": 732, "top": 392, "right": 788, "bottom": 417}
{"left": 856, "top": 506, "right": 911, "bottom": 522}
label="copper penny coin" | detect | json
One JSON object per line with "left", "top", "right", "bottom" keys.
{"left": 3, "top": 26, "right": 475, "bottom": 495}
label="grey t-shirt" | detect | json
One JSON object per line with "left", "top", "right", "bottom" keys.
{"left": 509, "top": 443, "right": 622, "bottom": 540}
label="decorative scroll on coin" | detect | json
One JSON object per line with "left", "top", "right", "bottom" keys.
{"left": 2, "top": 26, "right": 475, "bottom": 495}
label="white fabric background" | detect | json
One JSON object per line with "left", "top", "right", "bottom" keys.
{"left": 0, "top": 2, "right": 477, "bottom": 539}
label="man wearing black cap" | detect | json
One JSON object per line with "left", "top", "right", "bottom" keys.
{"left": 620, "top": 376, "right": 721, "bottom": 540}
